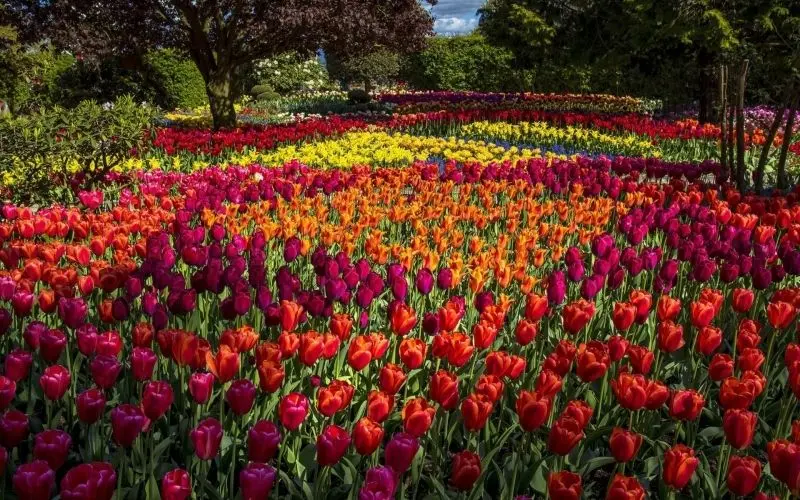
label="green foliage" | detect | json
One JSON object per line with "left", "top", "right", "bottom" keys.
{"left": 143, "top": 48, "right": 208, "bottom": 110}
{"left": 402, "top": 35, "right": 530, "bottom": 92}
{"left": 347, "top": 88, "right": 371, "bottom": 104}
{"left": 252, "top": 53, "right": 334, "bottom": 95}
{"left": 327, "top": 48, "right": 401, "bottom": 89}
{"left": 0, "top": 43, "right": 76, "bottom": 114}
{"left": 0, "top": 95, "right": 154, "bottom": 203}
{"left": 249, "top": 84, "right": 280, "bottom": 102}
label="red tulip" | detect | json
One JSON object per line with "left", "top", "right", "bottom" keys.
{"left": 90, "top": 354, "right": 122, "bottom": 389}
{"left": 0, "top": 375, "right": 14, "bottom": 410}
{"left": 612, "top": 302, "right": 636, "bottom": 331}
{"left": 645, "top": 380, "right": 670, "bottom": 410}
{"left": 330, "top": 313, "right": 354, "bottom": 341}
{"left": 516, "top": 390, "right": 552, "bottom": 431}
{"left": 767, "top": 300, "right": 797, "bottom": 329}
{"left": 723, "top": 409, "right": 757, "bottom": 449}
{"left": 96, "top": 330, "right": 122, "bottom": 357}
{"left": 669, "top": 389, "right": 704, "bottom": 421}
{"left": 446, "top": 332, "right": 474, "bottom": 367}
{"left": 347, "top": 335, "right": 373, "bottom": 371}
{"left": 379, "top": 363, "right": 406, "bottom": 395}
{"left": 367, "top": 390, "right": 394, "bottom": 423}
{"left": 317, "top": 380, "right": 355, "bottom": 417}
{"left": 708, "top": 354, "right": 734, "bottom": 381}
{"left": 732, "top": 288, "right": 755, "bottom": 313}
{"left": 402, "top": 397, "right": 435, "bottom": 437}
{"left": 609, "top": 427, "right": 642, "bottom": 462}
{"left": 39, "top": 364, "right": 70, "bottom": 401}
{"left": 563, "top": 300, "right": 595, "bottom": 334}
{"left": 278, "top": 332, "right": 300, "bottom": 358}
{"left": 39, "top": 328, "right": 67, "bottom": 363}
{"left": 161, "top": 468, "right": 191, "bottom": 500}
{"left": 737, "top": 348, "right": 765, "bottom": 372}
{"left": 132, "top": 322, "right": 154, "bottom": 347}
{"left": 13, "top": 460, "right": 56, "bottom": 500}
{"left": 316, "top": 424, "right": 350, "bottom": 466}
{"left": 548, "top": 470, "right": 582, "bottom": 500}
{"left": 111, "top": 404, "right": 146, "bottom": 447}
{"left": 131, "top": 347, "right": 157, "bottom": 381}
{"left": 607, "top": 335, "right": 629, "bottom": 362}
{"left": 430, "top": 370, "right": 459, "bottom": 410}
{"left": 353, "top": 417, "right": 384, "bottom": 455}
{"left": 548, "top": 416, "right": 584, "bottom": 455}
{"left": 657, "top": 321, "right": 684, "bottom": 353}
{"left": 525, "top": 293, "right": 548, "bottom": 321}
{"left": 450, "top": 450, "right": 481, "bottom": 491}
{"left": 226, "top": 379, "right": 256, "bottom": 416}
{"left": 662, "top": 444, "right": 698, "bottom": 490}
{"left": 142, "top": 380, "right": 174, "bottom": 420}
{"left": 461, "top": 392, "right": 493, "bottom": 432}
{"left": 606, "top": 474, "right": 645, "bottom": 500}
{"left": 611, "top": 372, "right": 647, "bottom": 410}
{"left": 279, "top": 300, "right": 303, "bottom": 332}
{"left": 77, "top": 388, "right": 106, "bottom": 424}
{"left": 696, "top": 326, "right": 722, "bottom": 355}
{"left": 257, "top": 361, "right": 285, "bottom": 393}
{"left": 473, "top": 321, "right": 498, "bottom": 349}
{"left": 248, "top": 420, "right": 281, "bottom": 463}
{"left": 391, "top": 303, "right": 417, "bottom": 336}
{"left": 298, "top": 332, "right": 324, "bottom": 366}
{"left": 187, "top": 372, "right": 214, "bottom": 404}
{"left": 689, "top": 300, "right": 715, "bottom": 328}
{"left": 514, "top": 319, "right": 538, "bottom": 346}
{"left": 626, "top": 345, "right": 653, "bottom": 374}
{"left": 535, "top": 369, "right": 563, "bottom": 398}
{"left": 657, "top": 295, "right": 681, "bottom": 322}
{"left": 33, "top": 428, "right": 71, "bottom": 470}
{"left": 279, "top": 392, "right": 309, "bottom": 431}
{"left": 727, "top": 455, "right": 761, "bottom": 496}
{"left": 0, "top": 410, "right": 28, "bottom": 448}
{"left": 191, "top": 417, "right": 223, "bottom": 460}
{"left": 575, "top": 341, "right": 609, "bottom": 382}
{"left": 719, "top": 376, "right": 758, "bottom": 409}
{"left": 475, "top": 374, "right": 504, "bottom": 403}
{"left": 5, "top": 348, "right": 33, "bottom": 382}
{"left": 240, "top": 462, "right": 276, "bottom": 500}
{"left": 629, "top": 290, "right": 652, "bottom": 324}
{"left": 384, "top": 432, "right": 419, "bottom": 473}
{"left": 60, "top": 462, "right": 117, "bottom": 500}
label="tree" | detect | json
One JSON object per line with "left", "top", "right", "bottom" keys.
{"left": 327, "top": 48, "right": 401, "bottom": 93}
{"left": 4, "top": 0, "right": 435, "bottom": 129}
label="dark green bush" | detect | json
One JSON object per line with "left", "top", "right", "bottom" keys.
{"left": 144, "top": 48, "right": 208, "bottom": 109}
{"left": 0, "top": 95, "right": 154, "bottom": 204}
{"left": 347, "top": 89, "right": 371, "bottom": 104}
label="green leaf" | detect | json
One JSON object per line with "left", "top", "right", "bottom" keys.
{"left": 426, "top": 475, "right": 451, "bottom": 499}
{"left": 579, "top": 456, "right": 616, "bottom": 476}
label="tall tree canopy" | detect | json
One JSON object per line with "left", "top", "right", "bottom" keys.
{"left": 4, "top": 0, "right": 436, "bottom": 128}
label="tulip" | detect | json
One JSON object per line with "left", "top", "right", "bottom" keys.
{"left": 402, "top": 397, "right": 436, "bottom": 437}
{"left": 689, "top": 300, "right": 715, "bottom": 328}
{"left": 359, "top": 466, "right": 398, "bottom": 500}
{"left": 299, "top": 331, "right": 324, "bottom": 366}
{"left": 191, "top": 418, "right": 223, "bottom": 460}
{"left": 206, "top": 345, "right": 239, "bottom": 382}
{"left": 131, "top": 347, "right": 158, "bottom": 381}
{"left": 767, "top": 300, "right": 797, "bottom": 329}
{"left": 609, "top": 427, "right": 642, "bottom": 462}
{"left": 186, "top": 372, "right": 214, "bottom": 404}
{"left": 719, "top": 376, "right": 758, "bottom": 409}
{"left": 516, "top": 390, "right": 552, "bottom": 431}
{"left": 669, "top": 389, "right": 704, "bottom": 421}
{"left": 0, "top": 409, "right": 28, "bottom": 449}
{"left": 90, "top": 354, "right": 122, "bottom": 389}
{"left": 13, "top": 460, "right": 56, "bottom": 500}
{"left": 239, "top": 462, "right": 276, "bottom": 500}
{"left": 353, "top": 417, "right": 384, "bottom": 455}
{"left": 612, "top": 302, "right": 636, "bottom": 331}
{"left": 657, "top": 321, "right": 684, "bottom": 353}
{"left": 39, "top": 328, "right": 67, "bottom": 363}
{"left": 737, "top": 348, "right": 765, "bottom": 372}
{"left": 461, "top": 392, "right": 493, "bottom": 431}
{"left": 96, "top": 330, "right": 123, "bottom": 357}
{"left": 5, "top": 348, "right": 33, "bottom": 382}
{"left": 575, "top": 341, "right": 609, "bottom": 382}
{"left": 226, "top": 379, "right": 257, "bottom": 416}
{"left": 316, "top": 424, "right": 350, "bottom": 466}
{"left": 429, "top": 370, "right": 459, "bottom": 410}
{"left": 58, "top": 297, "right": 88, "bottom": 329}
{"left": 732, "top": 288, "right": 755, "bottom": 313}
{"left": 696, "top": 326, "right": 722, "bottom": 355}
{"left": 60, "top": 462, "right": 117, "bottom": 500}
{"left": 279, "top": 300, "right": 303, "bottom": 331}
{"left": 142, "top": 380, "right": 174, "bottom": 420}
{"left": 390, "top": 303, "right": 417, "bottom": 336}
{"left": 525, "top": 293, "right": 548, "bottom": 321}
{"left": 606, "top": 474, "right": 645, "bottom": 500}
{"left": 662, "top": 444, "right": 698, "bottom": 490}
{"left": 727, "top": 455, "right": 761, "bottom": 496}
{"left": 111, "top": 404, "right": 146, "bottom": 447}
{"left": 330, "top": 313, "right": 354, "bottom": 341}
{"left": 723, "top": 409, "right": 757, "bottom": 449}
{"left": 367, "top": 390, "right": 394, "bottom": 423}
{"left": 611, "top": 372, "right": 647, "bottom": 410}
{"left": 247, "top": 420, "right": 281, "bottom": 463}
{"left": 563, "top": 300, "right": 595, "bottom": 334}
{"left": 132, "top": 322, "right": 155, "bottom": 347}
{"left": 161, "top": 468, "right": 191, "bottom": 500}
{"left": 626, "top": 345, "right": 653, "bottom": 374}
{"left": 708, "top": 354, "right": 734, "bottom": 381}
{"left": 607, "top": 335, "right": 629, "bottom": 362}
{"left": 384, "top": 432, "right": 419, "bottom": 473}
{"left": 450, "top": 450, "right": 481, "bottom": 491}
{"left": 257, "top": 360, "right": 285, "bottom": 393}
{"left": 317, "top": 380, "right": 355, "bottom": 417}
{"left": 76, "top": 324, "right": 98, "bottom": 356}
{"left": 279, "top": 392, "right": 309, "bottom": 431}
{"left": 548, "top": 416, "right": 584, "bottom": 456}
{"left": 548, "top": 470, "right": 582, "bottom": 500}
{"left": 33, "top": 430, "right": 71, "bottom": 471}
{"left": 77, "top": 388, "right": 106, "bottom": 424}
{"left": 399, "top": 338, "right": 427, "bottom": 369}
{"left": 0, "top": 375, "right": 15, "bottom": 409}
{"left": 657, "top": 295, "right": 681, "bottom": 322}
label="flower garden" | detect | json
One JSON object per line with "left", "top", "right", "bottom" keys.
{"left": 2, "top": 90, "right": 800, "bottom": 500}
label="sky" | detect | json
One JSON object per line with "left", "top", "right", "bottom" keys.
{"left": 428, "top": 0, "right": 484, "bottom": 34}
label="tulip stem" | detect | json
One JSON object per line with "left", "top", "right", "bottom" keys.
{"left": 230, "top": 421, "right": 237, "bottom": 498}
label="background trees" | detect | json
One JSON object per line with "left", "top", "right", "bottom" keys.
{"left": 4, "top": 0, "right": 435, "bottom": 128}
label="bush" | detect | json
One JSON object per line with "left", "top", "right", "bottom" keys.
{"left": 252, "top": 52, "right": 334, "bottom": 95}
{"left": 250, "top": 84, "right": 280, "bottom": 102}
{"left": 0, "top": 95, "right": 154, "bottom": 204}
{"left": 347, "top": 89, "right": 371, "bottom": 104}
{"left": 144, "top": 49, "right": 208, "bottom": 110}
{"left": 0, "top": 43, "right": 77, "bottom": 114}
{"left": 402, "top": 35, "right": 530, "bottom": 92}
{"left": 327, "top": 48, "right": 401, "bottom": 91}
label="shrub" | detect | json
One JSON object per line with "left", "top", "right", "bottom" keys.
{"left": 144, "top": 49, "right": 208, "bottom": 110}
{"left": 252, "top": 52, "right": 334, "bottom": 95}
{"left": 0, "top": 95, "right": 154, "bottom": 203}
{"left": 327, "top": 48, "right": 401, "bottom": 91}
{"left": 250, "top": 84, "right": 280, "bottom": 102}
{"left": 347, "top": 89, "right": 371, "bottom": 104}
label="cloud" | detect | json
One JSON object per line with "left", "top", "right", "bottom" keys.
{"left": 433, "top": 16, "right": 479, "bottom": 34}
{"left": 428, "top": 0, "right": 484, "bottom": 34}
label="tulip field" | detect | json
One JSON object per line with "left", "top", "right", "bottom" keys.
{"left": 4, "top": 91, "right": 800, "bottom": 500}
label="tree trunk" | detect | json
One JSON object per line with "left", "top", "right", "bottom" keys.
{"left": 206, "top": 69, "right": 237, "bottom": 130}
{"left": 754, "top": 103, "right": 787, "bottom": 192}
{"left": 735, "top": 60, "right": 749, "bottom": 191}
{"left": 777, "top": 97, "right": 798, "bottom": 190}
